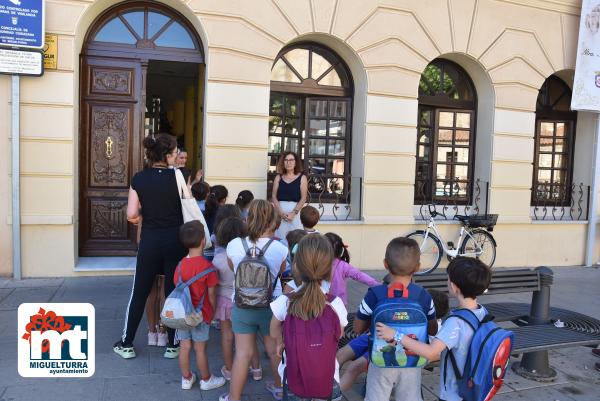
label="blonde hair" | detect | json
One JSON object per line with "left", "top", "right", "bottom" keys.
{"left": 246, "top": 199, "right": 278, "bottom": 242}
{"left": 288, "top": 235, "right": 334, "bottom": 320}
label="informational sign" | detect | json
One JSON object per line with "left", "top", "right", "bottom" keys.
{"left": 0, "top": 47, "right": 43, "bottom": 76}
{"left": 0, "top": 0, "right": 45, "bottom": 49}
{"left": 43, "top": 33, "right": 56, "bottom": 69}
{"left": 572, "top": 0, "right": 600, "bottom": 112}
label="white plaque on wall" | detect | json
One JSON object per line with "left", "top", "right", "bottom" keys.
{"left": 572, "top": 0, "right": 600, "bottom": 112}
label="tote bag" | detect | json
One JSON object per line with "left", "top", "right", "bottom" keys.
{"left": 174, "top": 168, "right": 212, "bottom": 248}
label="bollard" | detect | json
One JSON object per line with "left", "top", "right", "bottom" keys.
{"left": 512, "top": 266, "right": 557, "bottom": 381}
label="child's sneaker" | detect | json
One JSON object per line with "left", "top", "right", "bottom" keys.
{"left": 113, "top": 341, "right": 136, "bottom": 359}
{"left": 200, "top": 375, "right": 226, "bottom": 390}
{"left": 220, "top": 365, "right": 232, "bottom": 381}
{"left": 182, "top": 372, "right": 197, "bottom": 390}
{"left": 164, "top": 346, "right": 180, "bottom": 359}
{"left": 147, "top": 331, "right": 158, "bottom": 346}
{"left": 156, "top": 331, "right": 168, "bottom": 347}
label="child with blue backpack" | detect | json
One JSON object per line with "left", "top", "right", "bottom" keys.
{"left": 174, "top": 221, "right": 227, "bottom": 391}
{"left": 354, "top": 237, "right": 437, "bottom": 401}
{"left": 376, "top": 257, "right": 513, "bottom": 401}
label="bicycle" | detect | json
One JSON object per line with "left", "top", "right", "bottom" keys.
{"left": 407, "top": 204, "right": 498, "bottom": 275}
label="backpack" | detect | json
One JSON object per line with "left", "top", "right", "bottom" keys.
{"left": 443, "top": 309, "right": 514, "bottom": 401}
{"left": 369, "top": 283, "right": 429, "bottom": 368}
{"left": 234, "top": 238, "right": 276, "bottom": 308}
{"left": 160, "top": 262, "right": 216, "bottom": 330}
{"left": 282, "top": 293, "right": 341, "bottom": 400}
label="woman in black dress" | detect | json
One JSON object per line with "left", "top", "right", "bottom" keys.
{"left": 114, "top": 134, "right": 187, "bottom": 359}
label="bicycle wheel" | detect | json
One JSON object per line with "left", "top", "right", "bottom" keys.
{"left": 406, "top": 230, "right": 443, "bottom": 274}
{"left": 459, "top": 229, "right": 497, "bottom": 268}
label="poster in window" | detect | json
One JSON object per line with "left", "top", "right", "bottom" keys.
{"left": 572, "top": 0, "right": 600, "bottom": 111}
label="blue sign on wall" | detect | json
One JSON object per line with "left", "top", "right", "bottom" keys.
{"left": 0, "top": 0, "right": 45, "bottom": 49}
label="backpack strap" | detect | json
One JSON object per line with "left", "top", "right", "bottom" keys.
{"left": 387, "top": 282, "right": 409, "bottom": 299}
{"left": 442, "top": 308, "right": 484, "bottom": 388}
{"left": 175, "top": 262, "right": 183, "bottom": 285}
{"left": 259, "top": 238, "right": 275, "bottom": 255}
{"left": 242, "top": 238, "right": 252, "bottom": 256}
{"left": 182, "top": 267, "right": 217, "bottom": 289}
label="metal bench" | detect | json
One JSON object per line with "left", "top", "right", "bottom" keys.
{"left": 413, "top": 266, "right": 600, "bottom": 381}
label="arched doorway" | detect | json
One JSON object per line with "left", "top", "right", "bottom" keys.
{"left": 79, "top": 2, "right": 204, "bottom": 256}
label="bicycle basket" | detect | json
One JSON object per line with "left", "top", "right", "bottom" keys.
{"left": 463, "top": 214, "right": 498, "bottom": 231}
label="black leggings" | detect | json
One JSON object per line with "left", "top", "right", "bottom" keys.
{"left": 121, "top": 227, "right": 187, "bottom": 346}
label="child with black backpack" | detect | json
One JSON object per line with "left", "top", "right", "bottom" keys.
{"left": 376, "top": 257, "right": 513, "bottom": 401}
{"left": 270, "top": 234, "right": 347, "bottom": 401}
{"left": 354, "top": 237, "right": 438, "bottom": 401}
{"left": 220, "top": 200, "right": 288, "bottom": 401}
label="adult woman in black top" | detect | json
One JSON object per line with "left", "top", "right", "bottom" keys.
{"left": 271, "top": 151, "right": 308, "bottom": 239}
{"left": 114, "top": 134, "right": 187, "bottom": 359}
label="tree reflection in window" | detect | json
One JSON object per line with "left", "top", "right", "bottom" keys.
{"left": 415, "top": 59, "right": 476, "bottom": 204}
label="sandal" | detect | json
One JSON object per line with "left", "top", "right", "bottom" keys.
{"left": 249, "top": 366, "right": 263, "bottom": 381}
{"left": 265, "top": 381, "right": 283, "bottom": 401}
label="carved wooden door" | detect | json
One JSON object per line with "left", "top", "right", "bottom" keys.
{"left": 79, "top": 57, "right": 143, "bottom": 256}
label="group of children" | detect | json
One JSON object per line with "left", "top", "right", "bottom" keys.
{"left": 155, "top": 179, "right": 497, "bottom": 401}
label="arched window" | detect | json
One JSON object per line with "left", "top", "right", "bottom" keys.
{"left": 532, "top": 75, "right": 577, "bottom": 206}
{"left": 87, "top": 4, "right": 201, "bottom": 53}
{"left": 415, "top": 59, "right": 477, "bottom": 203}
{"left": 269, "top": 43, "right": 353, "bottom": 202}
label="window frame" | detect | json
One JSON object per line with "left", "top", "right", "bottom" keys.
{"left": 414, "top": 59, "right": 477, "bottom": 205}
{"left": 83, "top": 2, "right": 204, "bottom": 63}
{"left": 531, "top": 76, "right": 577, "bottom": 207}
{"left": 268, "top": 43, "right": 354, "bottom": 204}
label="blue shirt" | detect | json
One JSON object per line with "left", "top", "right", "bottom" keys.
{"left": 436, "top": 305, "right": 488, "bottom": 401}
{"left": 356, "top": 283, "right": 436, "bottom": 323}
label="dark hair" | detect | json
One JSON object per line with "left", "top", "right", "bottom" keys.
{"left": 179, "top": 220, "right": 205, "bottom": 249}
{"left": 300, "top": 205, "right": 320, "bottom": 229}
{"left": 191, "top": 182, "right": 210, "bottom": 202}
{"left": 205, "top": 185, "right": 228, "bottom": 219}
{"left": 276, "top": 151, "right": 303, "bottom": 175}
{"left": 324, "top": 232, "right": 350, "bottom": 263}
{"left": 215, "top": 217, "right": 247, "bottom": 247}
{"left": 143, "top": 133, "right": 176, "bottom": 165}
{"left": 385, "top": 237, "right": 420, "bottom": 276}
{"left": 286, "top": 229, "right": 307, "bottom": 257}
{"left": 447, "top": 257, "right": 491, "bottom": 299}
{"left": 214, "top": 204, "right": 241, "bottom": 235}
{"left": 429, "top": 289, "right": 449, "bottom": 319}
{"left": 235, "top": 190, "right": 254, "bottom": 209}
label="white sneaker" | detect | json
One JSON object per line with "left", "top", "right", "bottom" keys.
{"left": 156, "top": 331, "right": 168, "bottom": 347}
{"left": 181, "top": 372, "right": 197, "bottom": 390}
{"left": 200, "top": 375, "right": 226, "bottom": 390}
{"left": 147, "top": 331, "right": 158, "bottom": 346}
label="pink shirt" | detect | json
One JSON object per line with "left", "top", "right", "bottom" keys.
{"left": 328, "top": 259, "right": 379, "bottom": 305}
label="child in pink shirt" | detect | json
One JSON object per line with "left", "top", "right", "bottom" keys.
{"left": 325, "top": 232, "right": 379, "bottom": 305}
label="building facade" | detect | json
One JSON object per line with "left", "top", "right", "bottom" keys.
{"left": 1, "top": 0, "right": 598, "bottom": 278}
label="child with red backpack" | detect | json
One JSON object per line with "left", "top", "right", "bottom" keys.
{"left": 376, "top": 257, "right": 513, "bottom": 401}
{"left": 270, "top": 234, "right": 347, "bottom": 401}
{"left": 353, "top": 237, "right": 438, "bottom": 401}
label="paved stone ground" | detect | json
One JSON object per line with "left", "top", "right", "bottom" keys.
{"left": 0, "top": 266, "right": 599, "bottom": 400}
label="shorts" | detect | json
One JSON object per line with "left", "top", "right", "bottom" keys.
{"left": 231, "top": 305, "right": 272, "bottom": 335}
{"left": 176, "top": 322, "right": 210, "bottom": 342}
{"left": 283, "top": 381, "right": 342, "bottom": 401}
{"left": 349, "top": 334, "right": 370, "bottom": 360}
{"left": 215, "top": 295, "right": 233, "bottom": 321}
